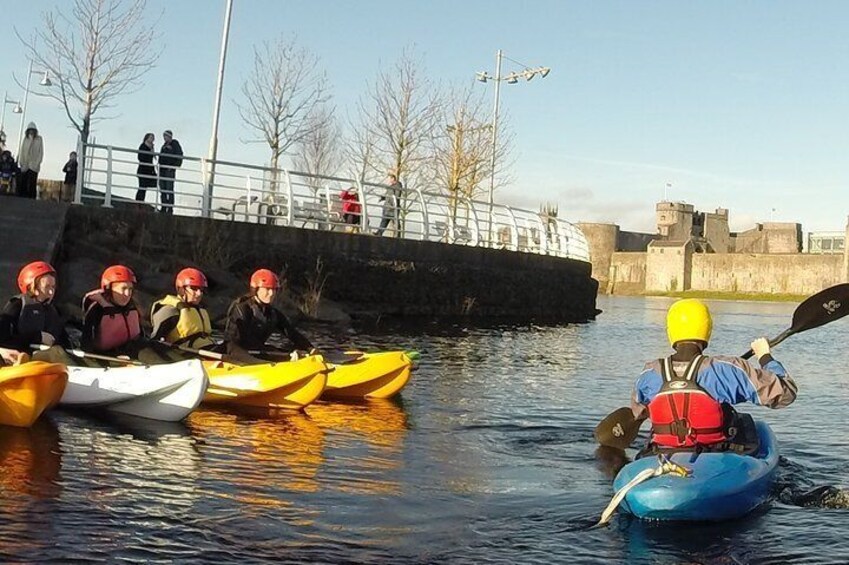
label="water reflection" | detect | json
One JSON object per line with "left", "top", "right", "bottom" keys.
{"left": 308, "top": 400, "right": 408, "bottom": 495}
{"left": 57, "top": 413, "right": 201, "bottom": 524}
{"left": 0, "top": 417, "right": 62, "bottom": 499}
{"left": 188, "top": 410, "right": 325, "bottom": 499}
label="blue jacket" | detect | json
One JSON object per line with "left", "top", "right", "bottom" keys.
{"left": 632, "top": 354, "right": 797, "bottom": 418}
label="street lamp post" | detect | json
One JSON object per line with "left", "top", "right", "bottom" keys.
{"left": 17, "top": 60, "right": 52, "bottom": 153}
{"left": 203, "top": 0, "right": 234, "bottom": 218}
{"left": 476, "top": 50, "right": 550, "bottom": 245}
{"left": 1, "top": 92, "right": 22, "bottom": 140}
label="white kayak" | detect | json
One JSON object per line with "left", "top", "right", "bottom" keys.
{"left": 60, "top": 359, "right": 209, "bottom": 422}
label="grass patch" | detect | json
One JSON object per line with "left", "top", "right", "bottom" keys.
{"left": 645, "top": 290, "right": 807, "bottom": 303}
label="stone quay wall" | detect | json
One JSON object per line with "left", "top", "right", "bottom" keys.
{"left": 58, "top": 205, "right": 599, "bottom": 322}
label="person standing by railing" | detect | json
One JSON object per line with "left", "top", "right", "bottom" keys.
{"left": 61, "top": 151, "right": 78, "bottom": 202}
{"left": 374, "top": 172, "right": 402, "bottom": 236}
{"left": 135, "top": 133, "right": 157, "bottom": 204}
{"left": 158, "top": 129, "right": 183, "bottom": 214}
{"left": 17, "top": 122, "right": 43, "bottom": 199}
{"left": 340, "top": 186, "right": 361, "bottom": 233}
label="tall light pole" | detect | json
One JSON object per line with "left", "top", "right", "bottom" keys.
{"left": 476, "top": 50, "right": 550, "bottom": 244}
{"left": 1, "top": 92, "right": 22, "bottom": 139}
{"left": 204, "top": 0, "right": 234, "bottom": 218}
{"left": 17, "top": 60, "right": 52, "bottom": 153}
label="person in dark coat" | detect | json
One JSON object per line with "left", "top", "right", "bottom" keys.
{"left": 136, "top": 133, "right": 156, "bottom": 203}
{"left": 223, "top": 268, "right": 314, "bottom": 364}
{"left": 0, "top": 261, "right": 69, "bottom": 353}
{"left": 158, "top": 129, "right": 183, "bottom": 214}
{"left": 61, "top": 151, "right": 77, "bottom": 202}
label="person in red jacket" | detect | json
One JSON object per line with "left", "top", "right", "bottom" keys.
{"left": 340, "top": 186, "right": 362, "bottom": 231}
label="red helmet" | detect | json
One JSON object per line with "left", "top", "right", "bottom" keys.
{"left": 175, "top": 267, "right": 208, "bottom": 290}
{"left": 17, "top": 261, "right": 56, "bottom": 293}
{"left": 250, "top": 268, "right": 280, "bottom": 289}
{"left": 101, "top": 265, "right": 137, "bottom": 290}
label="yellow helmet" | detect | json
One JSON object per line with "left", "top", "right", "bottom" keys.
{"left": 666, "top": 299, "right": 712, "bottom": 346}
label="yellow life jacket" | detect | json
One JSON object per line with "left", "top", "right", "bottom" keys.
{"left": 151, "top": 294, "right": 213, "bottom": 349}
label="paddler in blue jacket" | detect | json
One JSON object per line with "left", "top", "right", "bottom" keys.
{"left": 632, "top": 299, "right": 798, "bottom": 454}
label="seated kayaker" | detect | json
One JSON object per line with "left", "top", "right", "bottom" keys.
{"left": 631, "top": 299, "right": 797, "bottom": 456}
{"left": 0, "top": 261, "right": 70, "bottom": 356}
{"left": 150, "top": 267, "right": 215, "bottom": 350}
{"left": 223, "top": 268, "right": 315, "bottom": 364}
{"left": 82, "top": 265, "right": 182, "bottom": 365}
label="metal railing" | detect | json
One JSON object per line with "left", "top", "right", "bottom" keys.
{"left": 74, "top": 141, "right": 590, "bottom": 262}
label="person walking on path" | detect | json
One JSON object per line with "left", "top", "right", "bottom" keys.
{"left": 374, "top": 172, "right": 403, "bottom": 236}
{"left": 158, "top": 130, "right": 183, "bottom": 214}
{"left": 61, "top": 151, "right": 77, "bottom": 202}
{"left": 136, "top": 133, "right": 157, "bottom": 204}
{"left": 17, "top": 122, "right": 43, "bottom": 199}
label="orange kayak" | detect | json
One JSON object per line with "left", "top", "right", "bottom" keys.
{"left": 0, "top": 361, "right": 67, "bottom": 427}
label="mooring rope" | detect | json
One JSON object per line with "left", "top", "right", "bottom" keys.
{"left": 595, "top": 453, "right": 692, "bottom": 526}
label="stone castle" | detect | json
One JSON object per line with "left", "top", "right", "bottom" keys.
{"left": 578, "top": 201, "right": 842, "bottom": 296}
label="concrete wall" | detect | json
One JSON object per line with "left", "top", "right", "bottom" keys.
{"left": 691, "top": 253, "right": 844, "bottom": 295}
{"left": 645, "top": 240, "right": 694, "bottom": 292}
{"left": 576, "top": 222, "right": 618, "bottom": 283}
{"left": 704, "top": 209, "right": 730, "bottom": 253}
{"left": 61, "top": 205, "right": 599, "bottom": 321}
{"left": 609, "top": 252, "right": 647, "bottom": 294}
{"left": 734, "top": 223, "right": 802, "bottom": 254}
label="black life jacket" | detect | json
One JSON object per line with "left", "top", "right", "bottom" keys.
{"left": 17, "top": 293, "right": 64, "bottom": 343}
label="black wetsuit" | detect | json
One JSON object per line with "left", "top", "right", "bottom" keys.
{"left": 223, "top": 296, "right": 313, "bottom": 363}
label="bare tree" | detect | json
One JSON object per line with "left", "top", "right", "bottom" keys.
{"left": 344, "top": 113, "right": 377, "bottom": 184}
{"left": 237, "top": 35, "right": 329, "bottom": 188}
{"left": 293, "top": 105, "right": 341, "bottom": 194}
{"left": 429, "top": 85, "right": 514, "bottom": 231}
{"left": 17, "top": 0, "right": 160, "bottom": 147}
{"left": 354, "top": 49, "right": 443, "bottom": 233}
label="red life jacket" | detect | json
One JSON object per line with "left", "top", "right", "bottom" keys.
{"left": 83, "top": 290, "right": 142, "bottom": 352}
{"left": 647, "top": 355, "right": 729, "bottom": 448}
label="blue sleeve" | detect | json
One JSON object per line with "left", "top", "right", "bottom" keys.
{"left": 634, "top": 366, "right": 663, "bottom": 405}
{"left": 697, "top": 359, "right": 762, "bottom": 406}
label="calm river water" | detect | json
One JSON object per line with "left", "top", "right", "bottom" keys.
{"left": 1, "top": 296, "right": 848, "bottom": 564}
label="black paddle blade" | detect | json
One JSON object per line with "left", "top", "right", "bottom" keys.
{"left": 742, "top": 283, "right": 849, "bottom": 359}
{"left": 594, "top": 407, "right": 646, "bottom": 449}
{"left": 791, "top": 283, "right": 849, "bottom": 333}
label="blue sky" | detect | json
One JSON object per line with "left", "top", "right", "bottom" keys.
{"left": 3, "top": 0, "right": 849, "bottom": 233}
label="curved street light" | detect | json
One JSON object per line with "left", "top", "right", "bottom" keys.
{"left": 476, "top": 49, "right": 551, "bottom": 245}
{"left": 1, "top": 92, "right": 23, "bottom": 142}
{"left": 17, "top": 61, "right": 52, "bottom": 152}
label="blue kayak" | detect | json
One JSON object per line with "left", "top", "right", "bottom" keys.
{"left": 612, "top": 420, "right": 779, "bottom": 521}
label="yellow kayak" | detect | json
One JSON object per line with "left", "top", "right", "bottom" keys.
{"left": 202, "top": 354, "right": 328, "bottom": 410}
{"left": 323, "top": 351, "right": 412, "bottom": 400}
{"left": 0, "top": 361, "right": 68, "bottom": 427}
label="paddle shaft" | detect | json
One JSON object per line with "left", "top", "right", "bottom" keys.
{"left": 30, "top": 344, "right": 145, "bottom": 366}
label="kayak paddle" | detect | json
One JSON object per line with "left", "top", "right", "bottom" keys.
{"left": 594, "top": 283, "right": 849, "bottom": 449}
{"left": 30, "top": 344, "right": 145, "bottom": 366}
